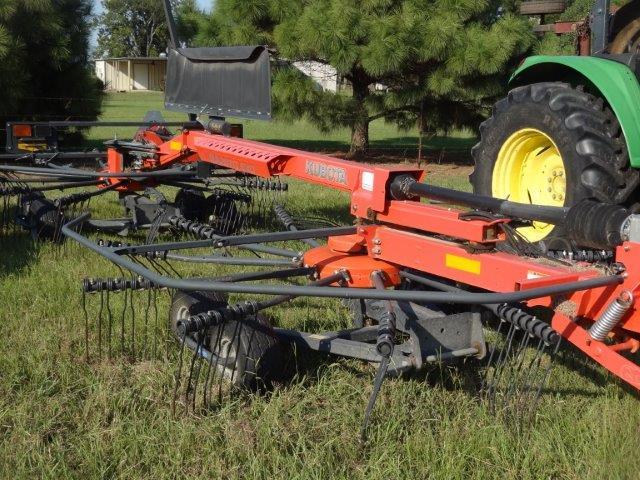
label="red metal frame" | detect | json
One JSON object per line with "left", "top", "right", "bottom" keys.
{"left": 105, "top": 128, "right": 640, "bottom": 391}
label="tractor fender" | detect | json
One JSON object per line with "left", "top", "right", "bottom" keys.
{"left": 510, "top": 56, "right": 640, "bottom": 168}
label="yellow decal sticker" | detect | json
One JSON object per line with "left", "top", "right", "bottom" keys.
{"left": 445, "top": 254, "right": 481, "bottom": 275}
{"left": 169, "top": 141, "right": 183, "bottom": 151}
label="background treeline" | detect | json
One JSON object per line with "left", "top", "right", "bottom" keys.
{"left": 0, "top": 0, "right": 630, "bottom": 155}
{"left": 0, "top": 0, "right": 103, "bottom": 139}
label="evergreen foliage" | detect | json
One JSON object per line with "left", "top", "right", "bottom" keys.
{"left": 176, "top": 0, "right": 206, "bottom": 47}
{"left": 0, "top": 0, "right": 102, "bottom": 140}
{"left": 196, "top": 0, "right": 535, "bottom": 157}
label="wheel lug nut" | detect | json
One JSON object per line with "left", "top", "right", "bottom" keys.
{"left": 552, "top": 194, "right": 557, "bottom": 200}
{"left": 548, "top": 178, "right": 552, "bottom": 182}
{"left": 547, "top": 187, "right": 552, "bottom": 192}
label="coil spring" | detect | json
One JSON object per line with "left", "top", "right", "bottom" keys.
{"left": 96, "top": 239, "right": 167, "bottom": 259}
{"left": 82, "top": 276, "right": 158, "bottom": 293}
{"left": 55, "top": 192, "right": 89, "bottom": 207}
{"left": 168, "top": 215, "right": 220, "bottom": 239}
{"left": 97, "top": 239, "right": 131, "bottom": 248}
{"left": 547, "top": 249, "right": 614, "bottom": 263}
{"left": 588, "top": 291, "right": 633, "bottom": 342}
{"left": 178, "top": 301, "right": 259, "bottom": 335}
{"left": 209, "top": 188, "right": 252, "bottom": 203}
{"left": 274, "top": 204, "right": 296, "bottom": 230}
{"left": 495, "top": 304, "right": 560, "bottom": 344}
{"left": 376, "top": 310, "right": 396, "bottom": 357}
{"left": 238, "top": 178, "right": 288, "bottom": 192}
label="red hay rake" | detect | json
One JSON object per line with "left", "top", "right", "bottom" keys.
{"left": 1, "top": 3, "right": 639, "bottom": 435}
{"left": 51, "top": 125, "right": 638, "bottom": 436}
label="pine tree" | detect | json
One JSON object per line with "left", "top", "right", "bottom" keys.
{"left": 0, "top": 0, "right": 102, "bottom": 138}
{"left": 176, "top": 0, "right": 206, "bottom": 47}
{"left": 196, "top": 0, "right": 534, "bottom": 158}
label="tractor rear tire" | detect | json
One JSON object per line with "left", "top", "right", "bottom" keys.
{"left": 470, "top": 82, "right": 638, "bottom": 247}
{"left": 610, "top": 18, "right": 640, "bottom": 54}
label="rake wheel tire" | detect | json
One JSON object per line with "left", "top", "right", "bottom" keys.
{"left": 208, "top": 313, "right": 289, "bottom": 391}
{"left": 23, "top": 195, "right": 65, "bottom": 242}
{"left": 169, "top": 291, "right": 288, "bottom": 391}
{"left": 470, "top": 82, "right": 638, "bottom": 247}
{"left": 174, "top": 188, "right": 207, "bottom": 222}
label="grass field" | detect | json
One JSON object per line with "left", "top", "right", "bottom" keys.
{"left": 1, "top": 93, "right": 639, "bottom": 479}
{"left": 83, "top": 92, "right": 477, "bottom": 159}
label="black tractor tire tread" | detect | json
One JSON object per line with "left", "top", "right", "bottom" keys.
{"left": 471, "top": 82, "right": 638, "bottom": 211}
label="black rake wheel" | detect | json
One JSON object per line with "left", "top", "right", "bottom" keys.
{"left": 174, "top": 188, "right": 207, "bottom": 222}
{"left": 169, "top": 290, "right": 288, "bottom": 391}
{"left": 22, "top": 194, "right": 66, "bottom": 241}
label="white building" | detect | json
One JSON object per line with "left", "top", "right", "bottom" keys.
{"left": 94, "top": 57, "right": 167, "bottom": 92}
{"left": 292, "top": 61, "right": 340, "bottom": 92}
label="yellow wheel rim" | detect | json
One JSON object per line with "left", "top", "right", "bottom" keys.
{"left": 492, "top": 128, "right": 566, "bottom": 243}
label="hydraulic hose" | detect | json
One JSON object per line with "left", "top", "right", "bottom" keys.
{"left": 390, "top": 175, "right": 569, "bottom": 225}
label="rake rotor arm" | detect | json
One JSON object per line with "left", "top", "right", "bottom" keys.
{"left": 149, "top": 129, "right": 631, "bottom": 246}
{"left": 62, "top": 214, "right": 623, "bottom": 304}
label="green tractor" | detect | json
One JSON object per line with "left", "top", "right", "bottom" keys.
{"left": 471, "top": 0, "right": 640, "bottom": 247}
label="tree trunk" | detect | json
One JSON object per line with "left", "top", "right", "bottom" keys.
{"left": 349, "top": 119, "right": 369, "bottom": 160}
{"left": 347, "top": 74, "right": 370, "bottom": 160}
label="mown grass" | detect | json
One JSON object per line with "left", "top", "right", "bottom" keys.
{"left": 1, "top": 93, "right": 639, "bottom": 479}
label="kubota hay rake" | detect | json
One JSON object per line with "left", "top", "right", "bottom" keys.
{"left": 2, "top": 0, "right": 640, "bottom": 438}
{"left": 49, "top": 123, "right": 640, "bottom": 436}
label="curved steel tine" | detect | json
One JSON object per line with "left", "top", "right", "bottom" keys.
{"left": 129, "top": 275, "right": 136, "bottom": 359}
{"left": 172, "top": 332, "right": 188, "bottom": 417}
{"left": 97, "top": 290, "right": 104, "bottom": 360}
{"left": 82, "top": 289, "right": 90, "bottom": 362}
{"left": 106, "top": 289, "right": 113, "bottom": 359}
{"left": 143, "top": 289, "right": 152, "bottom": 359}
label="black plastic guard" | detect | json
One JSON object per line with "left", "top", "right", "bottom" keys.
{"left": 164, "top": 46, "right": 271, "bottom": 121}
